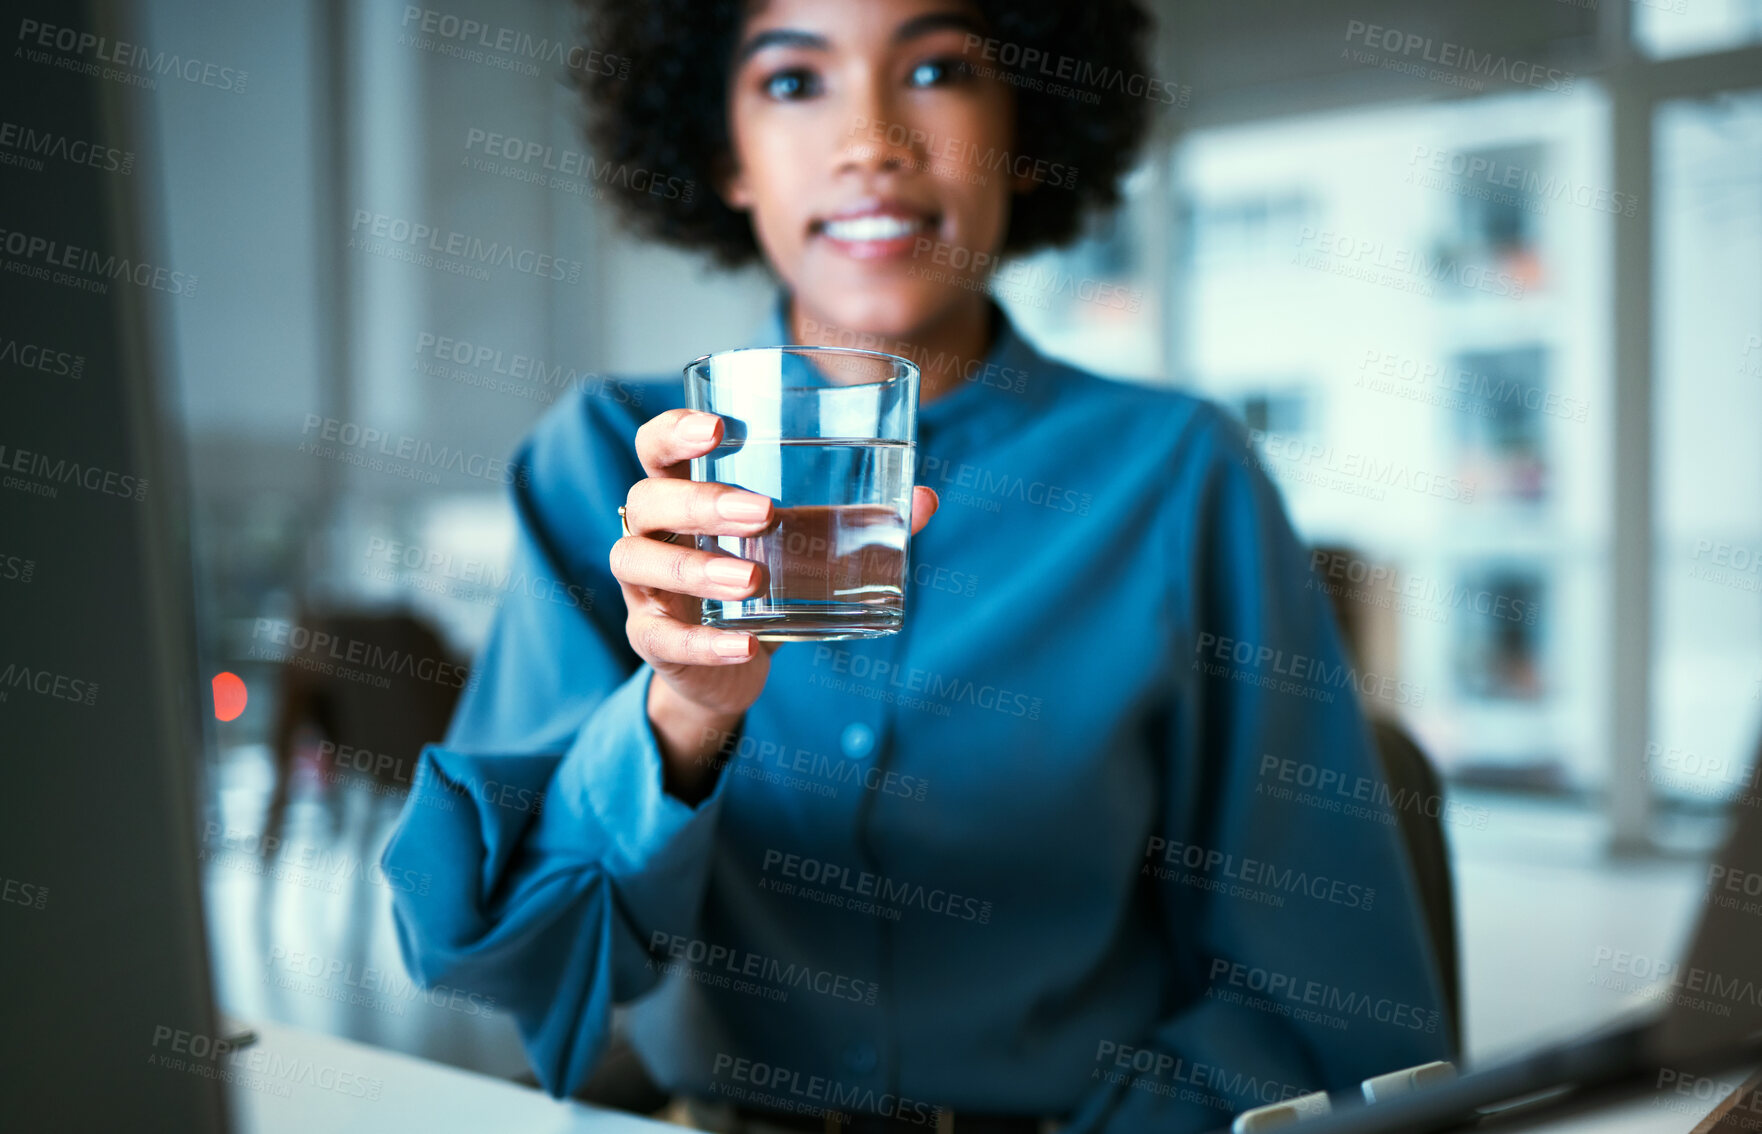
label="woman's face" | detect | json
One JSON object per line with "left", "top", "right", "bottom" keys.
{"left": 721, "top": 0, "right": 1022, "bottom": 340}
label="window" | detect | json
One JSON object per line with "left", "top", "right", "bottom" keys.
{"left": 1634, "top": 0, "right": 1762, "bottom": 59}
{"left": 1649, "top": 90, "right": 1762, "bottom": 804}
{"left": 1173, "top": 89, "right": 1614, "bottom": 788}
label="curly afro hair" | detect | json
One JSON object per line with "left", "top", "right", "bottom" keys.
{"left": 572, "top": 0, "right": 1160, "bottom": 268}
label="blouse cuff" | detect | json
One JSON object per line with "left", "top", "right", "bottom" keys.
{"left": 530, "top": 665, "right": 732, "bottom": 921}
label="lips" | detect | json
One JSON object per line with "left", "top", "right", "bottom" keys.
{"left": 810, "top": 202, "right": 938, "bottom": 261}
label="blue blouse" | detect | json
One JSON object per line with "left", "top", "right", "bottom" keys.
{"left": 382, "top": 296, "right": 1451, "bottom": 1133}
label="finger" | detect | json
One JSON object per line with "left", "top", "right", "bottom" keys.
{"left": 610, "top": 535, "right": 768, "bottom": 600}
{"left": 625, "top": 478, "right": 774, "bottom": 537}
{"left": 635, "top": 409, "right": 724, "bottom": 480}
{"left": 628, "top": 612, "right": 757, "bottom": 666}
{"left": 909, "top": 486, "right": 940, "bottom": 536}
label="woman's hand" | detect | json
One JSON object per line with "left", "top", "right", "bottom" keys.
{"left": 614, "top": 409, "right": 938, "bottom": 797}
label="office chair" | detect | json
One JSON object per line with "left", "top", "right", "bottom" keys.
{"left": 1368, "top": 716, "right": 1464, "bottom": 1058}
{"left": 261, "top": 609, "right": 464, "bottom": 850}
{"left": 1311, "top": 545, "right": 1464, "bottom": 1058}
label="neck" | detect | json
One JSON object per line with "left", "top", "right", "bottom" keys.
{"left": 787, "top": 293, "right": 995, "bottom": 404}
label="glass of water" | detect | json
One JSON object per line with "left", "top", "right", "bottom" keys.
{"left": 684, "top": 346, "right": 920, "bottom": 641}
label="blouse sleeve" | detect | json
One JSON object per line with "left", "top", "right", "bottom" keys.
{"left": 1065, "top": 404, "right": 1453, "bottom": 1133}
{"left": 379, "top": 391, "right": 735, "bottom": 1099}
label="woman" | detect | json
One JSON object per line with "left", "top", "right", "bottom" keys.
{"left": 381, "top": 1, "right": 1453, "bottom": 1131}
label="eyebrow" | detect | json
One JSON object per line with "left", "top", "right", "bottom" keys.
{"left": 734, "top": 10, "right": 986, "bottom": 66}
{"left": 893, "top": 11, "right": 986, "bottom": 43}
{"left": 735, "top": 28, "right": 828, "bottom": 64}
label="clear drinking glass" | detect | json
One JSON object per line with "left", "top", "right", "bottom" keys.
{"left": 684, "top": 346, "right": 920, "bottom": 641}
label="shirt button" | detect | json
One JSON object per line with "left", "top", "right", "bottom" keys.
{"left": 841, "top": 723, "right": 875, "bottom": 759}
{"left": 842, "top": 1043, "right": 877, "bottom": 1074}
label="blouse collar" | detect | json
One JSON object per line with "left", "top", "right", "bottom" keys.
{"left": 744, "top": 292, "right": 1056, "bottom": 436}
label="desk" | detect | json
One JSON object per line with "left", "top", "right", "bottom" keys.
{"left": 227, "top": 1019, "right": 679, "bottom": 1133}
{"left": 224, "top": 1020, "right": 1750, "bottom": 1134}
{"left": 1495, "top": 1092, "right": 1723, "bottom": 1132}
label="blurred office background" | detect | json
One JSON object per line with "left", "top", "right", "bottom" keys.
{"left": 120, "top": 0, "right": 1762, "bottom": 1096}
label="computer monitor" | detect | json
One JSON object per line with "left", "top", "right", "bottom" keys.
{"left": 1, "top": 1, "right": 229, "bottom": 1128}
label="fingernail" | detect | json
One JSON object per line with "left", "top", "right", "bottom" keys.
{"left": 713, "top": 633, "right": 751, "bottom": 658}
{"left": 679, "top": 413, "right": 718, "bottom": 443}
{"left": 717, "top": 493, "right": 771, "bottom": 522}
{"left": 705, "top": 558, "right": 754, "bottom": 587}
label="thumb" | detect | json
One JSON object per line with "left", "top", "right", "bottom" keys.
{"left": 908, "top": 486, "right": 940, "bottom": 535}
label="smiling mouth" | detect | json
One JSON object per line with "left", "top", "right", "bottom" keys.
{"left": 810, "top": 209, "right": 939, "bottom": 260}
{"left": 818, "top": 214, "right": 928, "bottom": 241}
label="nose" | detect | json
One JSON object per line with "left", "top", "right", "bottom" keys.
{"left": 836, "top": 76, "right": 918, "bottom": 177}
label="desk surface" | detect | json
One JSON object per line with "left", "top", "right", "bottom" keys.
{"left": 226, "top": 1019, "right": 678, "bottom": 1134}
{"left": 226, "top": 1019, "right": 1736, "bottom": 1134}
{"left": 1499, "top": 1092, "right": 1723, "bottom": 1133}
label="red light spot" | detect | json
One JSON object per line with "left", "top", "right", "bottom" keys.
{"left": 212, "top": 672, "right": 248, "bottom": 721}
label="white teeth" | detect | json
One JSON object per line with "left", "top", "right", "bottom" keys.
{"left": 822, "top": 214, "right": 921, "bottom": 242}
